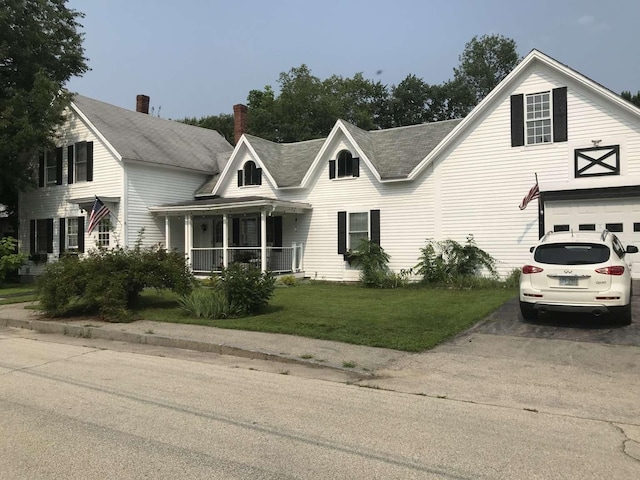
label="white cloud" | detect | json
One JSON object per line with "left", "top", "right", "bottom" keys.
{"left": 577, "top": 14, "right": 609, "bottom": 31}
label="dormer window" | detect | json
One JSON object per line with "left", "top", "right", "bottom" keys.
{"left": 329, "top": 150, "right": 360, "bottom": 179}
{"left": 237, "top": 160, "right": 262, "bottom": 187}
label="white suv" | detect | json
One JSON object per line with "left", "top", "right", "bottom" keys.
{"left": 519, "top": 230, "right": 637, "bottom": 324}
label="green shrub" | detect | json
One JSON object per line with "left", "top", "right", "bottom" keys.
{"left": 503, "top": 268, "right": 521, "bottom": 289}
{"left": 0, "top": 237, "right": 27, "bottom": 285}
{"left": 279, "top": 275, "right": 297, "bottom": 286}
{"left": 349, "top": 239, "right": 392, "bottom": 288}
{"left": 415, "top": 235, "right": 497, "bottom": 284}
{"left": 37, "top": 243, "right": 194, "bottom": 321}
{"left": 178, "top": 287, "right": 241, "bottom": 319}
{"left": 220, "top": 263, "right": 275, "bottom": 315}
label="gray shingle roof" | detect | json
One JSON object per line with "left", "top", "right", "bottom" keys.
{"left": 342, "top": 119, "right": 463, "bottom": 179}
{"left": 233, "top": 120, "right": 462, "bottom": 187}
{"left": 72, "top": 95, "right": 233, "bottom": 173}
{"left": 244, "top": 135, "right": 325, "bottom": 187}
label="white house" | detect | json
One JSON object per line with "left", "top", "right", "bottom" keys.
{"left": 20, "top": 49, "right": 640, "bottom": 281}
{"left": 18, "top": 94, "right": 233, "bottom": 281}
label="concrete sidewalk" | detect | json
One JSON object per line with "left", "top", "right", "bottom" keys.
{"left": 0, "top": 303, "right": 407, "bottom": 375}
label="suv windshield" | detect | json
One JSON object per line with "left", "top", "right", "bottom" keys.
{"left": 534, "top": 243, "right": 610, "bottom": 265}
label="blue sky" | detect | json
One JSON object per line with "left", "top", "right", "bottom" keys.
{"left": 66, "top": 0, "right": 640, "bottom": 120}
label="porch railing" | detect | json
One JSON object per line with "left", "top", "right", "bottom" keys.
{"left": 190, "top": 243, "right": 303, "bottom": 274}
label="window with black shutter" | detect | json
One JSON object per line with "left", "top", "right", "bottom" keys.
{"left": 511, "top": 87, "right": 568, "bottom": 147}
{"left": 239, "top": 161, "right": 262, "bottom": 186}
{"left": 333, "top": 150, "right": 359, "bottom": 178}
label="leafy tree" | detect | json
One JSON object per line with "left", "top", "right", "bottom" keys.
{"left": 180, "top": 113, "right": 234, "bottom": 144}
{"left": 453, "top": 34, "right": 520, "bottom": 104}
{"left": 0, "top": 236, "right": 26, "bottom": 284}
{"left": 0, "top": 0, "right": 88, "bottom": 214}
{"left": 621, "top": 90, "right": 640, "bottom": 108}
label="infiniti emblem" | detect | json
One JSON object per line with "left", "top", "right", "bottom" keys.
{"left": 564, "top": 269, "right": 573, "bottom": 274}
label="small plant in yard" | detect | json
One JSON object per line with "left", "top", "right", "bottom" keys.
{"left": 349, "top": 239, "right": 392, "bottom": 288}
{"left": 342, "top": 361, "right": 357, "bottom": 368}
{"left": 178, "top": 287, "right": 241, "bottom": 320}
{"left": 279, "top": 275, "right": 297, "bottom": 286}
{"left": 299, "top": 354, "right": 313, "bottom": 359}
{"left": 220, "top": 263, "right": 275, "bottom": 315}
{"left": 415, "top": 235, "right": 498, "bottom": 285}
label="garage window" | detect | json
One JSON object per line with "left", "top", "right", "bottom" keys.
{"left": 579, "top": 224, "right": 595, "bottom": 231}
{"left": 606, "top": 223, "right": 623, "bottom": 232}
{"left": 553, "top": 224, "right": 570, "bottom": 232}
{"left": 634, "top": 223, "right": 640, "bottom": 232}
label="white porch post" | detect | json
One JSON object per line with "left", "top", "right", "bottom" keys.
{"left": 260, "top": 210, "right": 267, "bottom": 272}
{"left": 222, "top": 214, "right": 229, "bottom": 268}
{"left": 184, "top": 215, "right": 192, "bottom": 267}
{"left": 291, "top": 242, "right": 297, "bottom": 272}
{"left": 164, "top": 216, "right": 170, "bottom": 250}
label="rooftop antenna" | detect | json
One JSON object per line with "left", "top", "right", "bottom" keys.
{"left": 157, "top": 106, "right": 162, "bottom": 118}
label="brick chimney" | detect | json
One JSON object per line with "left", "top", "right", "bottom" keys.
{"left": 136, "top": 94, "right": 150, "bottom": 114}
{"left": 233, "top": 104, "right": 248, "bottom": 144}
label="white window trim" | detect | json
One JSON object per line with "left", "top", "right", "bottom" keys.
{"left": 66, "top": 217, "right": 79, "bottom": 250}
{"left": 348, "top": 211, "right": 370, "bottom": 250}
{"left": 45, "top": 151, "right": 57, "bottom": 186}
{"left": 337, "top": 150, "right": 355, "bottom": 178}
{"left": 75, "top": 142, "right": 88, "bottom": 183}
{"left": 525, "top": 91, "right": 552, "bottom": 146}
{"left": 97, "top": 218, "right": 110, "bottom": 247}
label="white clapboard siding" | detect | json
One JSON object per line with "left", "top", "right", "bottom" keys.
{"left": 216, "top": 148, "right": 278, "bottom": 198}
{"left": 434, "top": 63, "right": 640, "bottom": 276}
{"left": 125, "top": 162, "right": 210, "bottom": 248}
{"left": 18, "top": 108, "right": 124, "bottom": 270}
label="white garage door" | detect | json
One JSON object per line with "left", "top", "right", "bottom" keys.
{"left": 545, "top": 197, "right": 640, "bottom": 277}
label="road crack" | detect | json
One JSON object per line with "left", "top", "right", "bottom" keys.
{"left": 0, "top": 348, "right": 102, "bottom": 376}
{"left": 612, "top": 423, "right": 640, "bottom": 463}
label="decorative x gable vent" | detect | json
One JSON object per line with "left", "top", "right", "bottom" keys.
{"left": 574, "top": 145, "right": 620, "bottom": 178}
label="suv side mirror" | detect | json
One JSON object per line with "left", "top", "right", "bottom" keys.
{"left": 529, "top": 246, "right": 535, "bottom": 253}
{"left": 626, "top": 245, "right": 639, "bottom": 254}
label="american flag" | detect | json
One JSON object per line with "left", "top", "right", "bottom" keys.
{"left": 519, "top": 183, "right": 540, "bottom": 210}
{"left": 87, "top": 197, "right": 110, "bottom": 234}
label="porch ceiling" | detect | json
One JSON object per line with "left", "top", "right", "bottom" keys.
{"left": 149, "top": 195, "right": 312, "bottom": 215}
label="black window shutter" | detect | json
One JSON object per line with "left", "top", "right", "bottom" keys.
{"left": 86, "top": 142, "right": 94, "bottom": 181}
{"left": 59, "top": 218, "right": 66, "bottom": 252}
{"left": 255, "top": 167, "right": 262, "bottom": 185}
{"left": 46, "top": 218, "right": 54, "bottom": 253}
{"left": 370, "top": 209, "right": 380, "bottom": 245}
{"left": 337, "top": 211, "right": 347, "bottom": 254}
{"left": 274, "top": 216, "right": 283, "bottom": 247}
{"left": 30, "top": 220, "right": 36, "bottom": 253}
{"left": 55, "top": 147, "right": 63, "bottom": 185}
{"left": 552, "top": 87, "right": 568, "bottom": 143}
{"left": 232, "top": 218, "right": 240, "bottom": 245}
{"left": 237, "top": 170, "right": 243, "bottom": 187}
{"left": 38, "top": 152, "right": 45, "bottom": 187}
{"left": 353, "top": 158, "right": 360, "bottom": 178}
{"left": 78, "top": 217, "right": 85, "bottom": 253}
{"left": 329, "top": 160, "right": 336, "bottom": 179}
{"left": 510, "top": 94, "right": 525, "bottom": 147}
{"left": 67, "top": 145, "right": 74, "bottom": 184}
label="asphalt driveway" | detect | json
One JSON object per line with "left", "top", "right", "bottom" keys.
{"left": 469, "top": 295, "right": 640, "bottom": 346}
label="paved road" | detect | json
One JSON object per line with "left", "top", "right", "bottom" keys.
{"left": 1, "top": 328, "right": 639, "bottom": 479}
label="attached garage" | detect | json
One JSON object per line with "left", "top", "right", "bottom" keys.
{"left": 542, "top": 187, "right": 640, "bottom": 277}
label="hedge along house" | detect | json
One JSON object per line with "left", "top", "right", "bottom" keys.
{"left": 152, "top": 49, "right": 640, "bottom": 281}
{"left": 18, "top": 94, "right": 234, "bottom": 281}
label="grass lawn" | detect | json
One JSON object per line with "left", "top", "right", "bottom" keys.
{"left": 137, "top": 283, "right": 516, "bottom": 352}
{"left": 0, "top": 284, "right": 37, "bottom": 305}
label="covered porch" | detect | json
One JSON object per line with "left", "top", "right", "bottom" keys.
{"left": 150, "top": 196, "right": 312, "bottom": 275}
